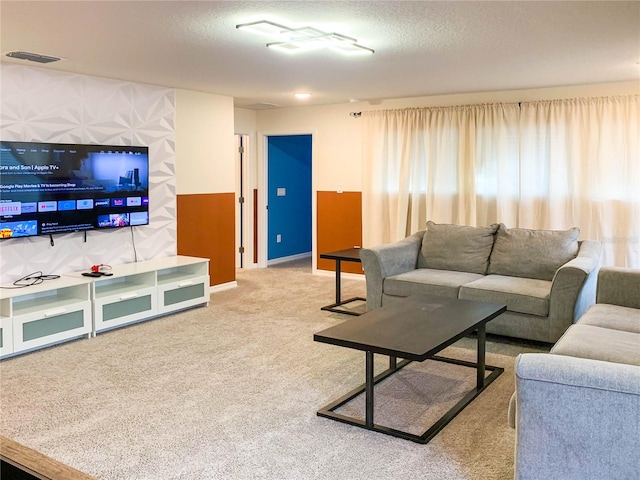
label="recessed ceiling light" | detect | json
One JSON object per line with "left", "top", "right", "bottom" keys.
{"left": 295, "top": 93, "right": 312, "bottom": 99}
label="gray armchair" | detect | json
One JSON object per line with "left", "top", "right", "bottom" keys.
{"left": 512, "top": 266, "right": 640, "bottom": 479}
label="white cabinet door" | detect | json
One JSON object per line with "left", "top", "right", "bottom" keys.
{"left": 12, "top": 301, "right": 92, "bottom": 353}
{"left": 157, "top": 275, "right": 209, "bottom": 315}
{"left": 0, "top": 317, "right": 14, "bottom": 357}
{"left": 94, "top": 286, "right": 157, "bottom": 333}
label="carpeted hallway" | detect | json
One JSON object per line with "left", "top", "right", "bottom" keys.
{"left": 0, "top": 258, "right": 549, "bottom": 479}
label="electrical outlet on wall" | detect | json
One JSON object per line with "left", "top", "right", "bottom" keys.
{"left": 276, "top": 234, "right": 282, "bottom": 243}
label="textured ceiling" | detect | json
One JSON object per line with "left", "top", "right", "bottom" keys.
{"left": 1, "top": 1, "right": 639, "bottom": 108}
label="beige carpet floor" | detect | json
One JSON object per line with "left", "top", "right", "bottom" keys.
{"left": 0, "top": 258, "right": 549, "bottom": 480}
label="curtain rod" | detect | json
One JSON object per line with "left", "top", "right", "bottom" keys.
{"left": 349, "top": 104, "right": 521, "bottom": 117}
{"left": 349, "top": 96, "right": 634, "bottom": 118}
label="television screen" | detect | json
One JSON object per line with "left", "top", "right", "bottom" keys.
{"left": 0, "top": 141, "right": 149, "bottom": 239}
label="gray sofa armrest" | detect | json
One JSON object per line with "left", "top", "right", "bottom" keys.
{"left": 514, "top": 353, "right": 640, "bottom": 480}
{"left": 596, "top": 266, "right": 640, "bottom": 309}
{"left": 547, "top": 240, "right": 601, "bottom": 342}
{"left": 359, "top": 231, "right": 425, "bottom": 310}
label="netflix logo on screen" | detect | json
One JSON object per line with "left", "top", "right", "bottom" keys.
{"left": 0, "top": 202, "right": 21, "bottom": 216}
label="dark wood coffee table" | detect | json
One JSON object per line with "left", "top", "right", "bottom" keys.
{"left": 313, "top": 293, "right": 506, "bottom": 443}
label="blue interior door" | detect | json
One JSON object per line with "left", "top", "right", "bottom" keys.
{"left": 267, "top": 135, "right": 312, "bottom": 261}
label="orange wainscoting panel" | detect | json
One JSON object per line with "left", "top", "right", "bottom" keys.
{"left": 177, "top": 193, "right": 235, "bottom": 286}
{"left": 317, "top": 191, "right": 363, "bottom": 274}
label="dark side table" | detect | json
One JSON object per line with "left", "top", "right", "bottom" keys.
{"left": 320, "top": 248, "right": 366, "bottom": 316}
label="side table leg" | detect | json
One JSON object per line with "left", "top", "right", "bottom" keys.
{"left": 335, "top": 259, "right": 342, "bottom": 304}
{"left": 477, "top": 324, "right": 486, "bottom": 389}
{"left": 365, "top": 350, "right": 374, "bottom": 427}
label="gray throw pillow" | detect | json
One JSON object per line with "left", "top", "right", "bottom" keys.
{"left": 418, "top": 221, "right": 499, "bottom": 274}
{"left": 488, "top": 224, "right": 580, "bottom": 281}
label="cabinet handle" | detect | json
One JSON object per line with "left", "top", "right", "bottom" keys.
{"left": 44, "top": 308, "right": 67, "bottom": 317}
{"left": 120, "top": 293, "right": 139, "bottom": 300}
{"left": 178, "top": 281, "right": 194, "bottom": 287}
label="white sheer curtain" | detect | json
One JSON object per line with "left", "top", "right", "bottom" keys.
{"left": 361, "top": 96, "right": 639, "bottom": 267}
{"left": 519, "top": 96, "right": 639, "bottom": 267}
{"left": 362, "top": 104, "right": 520, "bottom": 245}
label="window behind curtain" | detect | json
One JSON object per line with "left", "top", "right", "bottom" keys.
{"left": 362, "top": 95, "right": 639, "bottom": 267}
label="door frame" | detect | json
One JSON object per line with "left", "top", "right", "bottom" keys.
{"left": 257, "top": 129, "right": 317, "bottom": 270}
{"left": 234, "top": 133, "right": 255, "bottom": 269}
{"left": 234, "top": 134, "right": 245, "bottom": 268}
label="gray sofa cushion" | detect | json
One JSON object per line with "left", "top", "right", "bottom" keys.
{"left": 578, "top": 304, "right": 640, "bottom": 334}
{"left": 384, "top": 268, "right": 483, "bottom": 299}
{"left": 488, "top": 224, "right": 580, "bottom": 281}
{"left": 417, "top": 221, "right": 498, "bottom": 274}
{"left": 551, "top": 324, "right": 640, "bottom": 366}
{"left": 597, "top": 266, "right": 640, "bottom": 309}
{"left": 459, "top": 274, "right": 551, "bottom": 317}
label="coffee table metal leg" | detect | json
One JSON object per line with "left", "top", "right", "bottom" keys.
{"left": 389, "top": 356, "right": 397, "bottom": 370}
{"left": 365, "top": 351, "right": 374, "bottom": 427}
{"left": 317, "top": 353, "right": 500, "bottom": 444}
{"left": 477, "top": 324, "right": 486, "bottom": 389}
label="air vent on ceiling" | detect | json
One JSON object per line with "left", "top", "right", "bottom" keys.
{"left": 242, "top": 102, "right": 280, "bottom": 110}
{"left": 6, "top": 51, "right": 62, "bottom": 64}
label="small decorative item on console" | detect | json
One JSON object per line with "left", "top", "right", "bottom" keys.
{"left": 83, "top": 264, "right": 113, "bottom": 277}
{"left": 91, "top": 264, "right": 112, "bottom": 273}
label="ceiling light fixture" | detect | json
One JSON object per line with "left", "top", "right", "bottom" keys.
{"left": 295, "top": 93, "right": 312, "bottom": 99}
{"left": 236, "top": 20, "right": 374, "bottom": 56}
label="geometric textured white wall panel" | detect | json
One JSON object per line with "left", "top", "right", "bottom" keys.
{"left": 0, "top": 64, "right": 176, "bottom": 283}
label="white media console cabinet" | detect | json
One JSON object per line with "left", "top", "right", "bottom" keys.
{"left": 0, "top": 256, "right": 210, "bottom": 359}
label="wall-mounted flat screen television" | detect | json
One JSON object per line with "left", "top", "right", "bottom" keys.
{"left": 0, "top": 141, "right": 149, "bottom": 239}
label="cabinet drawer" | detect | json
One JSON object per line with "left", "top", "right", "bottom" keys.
{"left": 158, "top": 275, "right": 209, "bottom": 314}
{"left": 94, "top": 287, "right": 157, "bottom": 332}
{"left": 0, "top": 317, "right": 13, "bottom": 357}
{"left": 13, "top": 301, "right": 91, "bottom": 352}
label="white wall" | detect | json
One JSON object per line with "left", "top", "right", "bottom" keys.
{"left": 234, "top": 108, "right": 257, "bottom": 135}
{"left": 176, "top": 89, "right": 235, "bottom": 195}
{"left": 0, "top": 64, "right": 177, "bottom": 283}
{"left": 254, "top": 103, "right": 361, "bottom": 192}
{"left": 252, "top": 81, "right": 639, "bottom": 192}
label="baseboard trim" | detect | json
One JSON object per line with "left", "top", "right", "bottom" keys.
{"left": 314, "top": 269, "right": 365, "bottom": 281}
{"left": 210, "top": 281, "right": 238, "bottom": 293}
{"left": 267, "top": 252, "right": 312, "bottom": 266}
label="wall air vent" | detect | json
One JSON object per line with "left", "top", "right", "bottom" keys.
{"left": 6, "top": 51, "right": 62, "bottom": 64}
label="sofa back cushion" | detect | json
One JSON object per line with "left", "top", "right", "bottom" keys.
{"left": 488, "top": 224, "right": 580, "bottom": 281}
{"left": 418, "top": 221, "right": 499, "bottom": 274}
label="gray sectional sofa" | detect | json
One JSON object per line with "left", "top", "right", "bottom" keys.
{"left": 360, "top": 221, "right": 602, "bottom": 343}
{"left": 512, "top": 266, "right": 640, "bottom": 479}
